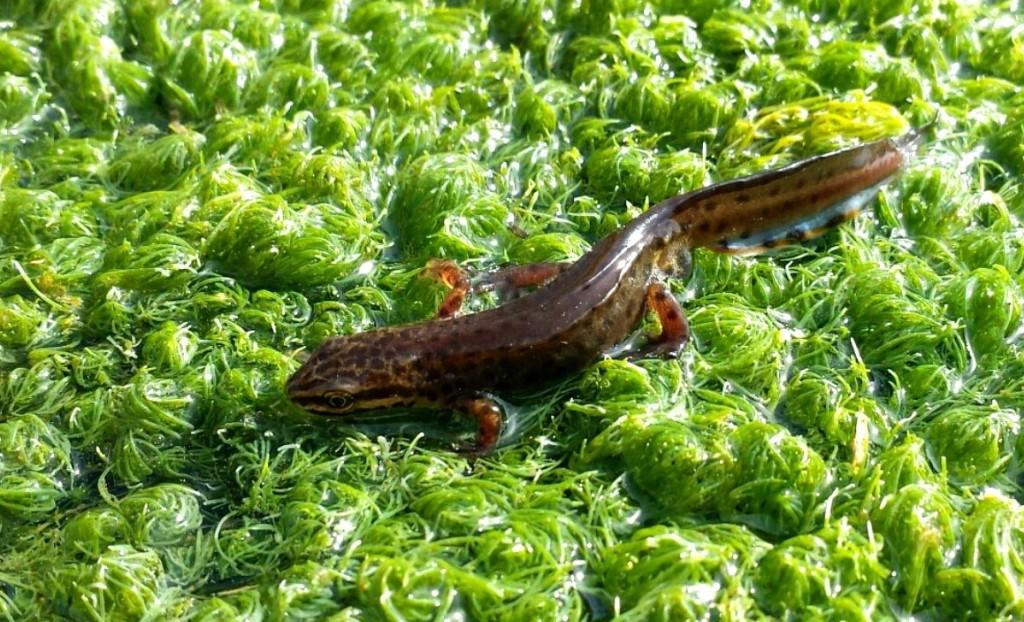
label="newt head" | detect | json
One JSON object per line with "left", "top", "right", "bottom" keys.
{"left": 285, "top": 340, "right": 360, "bottom": 415}
{"left": 285, "top": 331, "right": 437, "bottom": 416}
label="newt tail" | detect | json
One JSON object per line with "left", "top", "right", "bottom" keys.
{"left": 674, "top": 130, "right": 922, "bottom": 253}
{"left": 287, "top": 130, "right": 923, "bottom": 454}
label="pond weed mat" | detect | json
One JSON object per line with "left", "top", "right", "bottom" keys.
{"left": 1, "top": 0, "right": 1024, "bottom": 619}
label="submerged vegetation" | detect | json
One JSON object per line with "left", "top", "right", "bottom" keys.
{"left": 1, "top": 0, "right": 1023, "bottom": 619}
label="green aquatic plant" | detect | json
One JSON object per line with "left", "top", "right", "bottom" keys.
{"left": 753, "top": 520, "right": 889, "bottom": 619}
{"left": 598, "top": 523, "right": 768, "bottom": 620}
{"left": 1, "top": 0, "right": 1023, "bottom": 619}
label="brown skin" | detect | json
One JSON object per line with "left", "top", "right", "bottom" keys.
{"left": 287, "top": 131, "right": 921, "bottom": 454}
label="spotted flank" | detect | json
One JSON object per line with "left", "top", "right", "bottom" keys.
{"left": 709, "top": 182, "right": 887, "bottom": 255}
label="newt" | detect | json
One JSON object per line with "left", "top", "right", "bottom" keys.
{"left": 287, "top": 131, "right": 923, "bottom": 454}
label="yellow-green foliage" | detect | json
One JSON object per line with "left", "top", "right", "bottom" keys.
{"left": 1, "top": 0, "right": 1023, "bottom": 619}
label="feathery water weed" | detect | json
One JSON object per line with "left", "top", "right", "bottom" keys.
{"left": 1, "top": 0, "right": 1023, "bottom": 619}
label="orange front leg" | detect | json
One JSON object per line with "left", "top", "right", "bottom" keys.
{"left": 454, "top": 395, "right": 504, "bottom": 457}
{"left": 631, "top": 281, "right": 690, "bottom": 359}
{"left": 422, "top": 259, "right": 471, "bottom": 319}
{"left": 423, "top": 260, "right": 570, "bottom": 317}
{"left": 478, "top": 262, "right": 570, "bottom": 300}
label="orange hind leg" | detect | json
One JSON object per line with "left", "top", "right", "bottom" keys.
{"left": 629, "top": 281, "right": 690, "bottom": 359}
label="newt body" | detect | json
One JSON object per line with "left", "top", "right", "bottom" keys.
{"left": 287, "top": 132, "right": 921, "bottom": 453}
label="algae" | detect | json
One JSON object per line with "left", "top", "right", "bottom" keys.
{"left": 1, "top": 0, "right": 1024, "bottom": 619}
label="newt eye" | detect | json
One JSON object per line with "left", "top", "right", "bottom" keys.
{"left": 325, "top": 392, "right": 353, "bottom": 410}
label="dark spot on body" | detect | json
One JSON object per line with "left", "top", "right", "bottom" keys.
{"left": 827, "top": 213, "right": 847, "bottom": 228}
{"left": 654, "top": 291, "right": 667, "bottom": 301}
{"left": 739, "top": 230, "right": 751, "bottom": 240}
{"left": 698, "top": 222, "right": 711, "bottom": 233}
{"left": 735, "top": 194, "right": 750, "bottom": 203}
{"left": 703, "top": 201, "right": 716, "bottom": 211}
{"left": 795, "top": 178, "right": 807, "bottom": 190}
{"left": 787, "top": 229, "right": 805, "bottom": 241}
{"left": 665, "top": 310, "right": 679, "bottom": 321}
{"left": 769, "top": 186, "right": 780, "bottom": 197}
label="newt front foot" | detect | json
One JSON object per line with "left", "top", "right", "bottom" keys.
{"left": 422, "top": 259, "right": 471, "bottom": 319}
{"left": 453, "top": 395, "right": 504, "bottom": 457}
